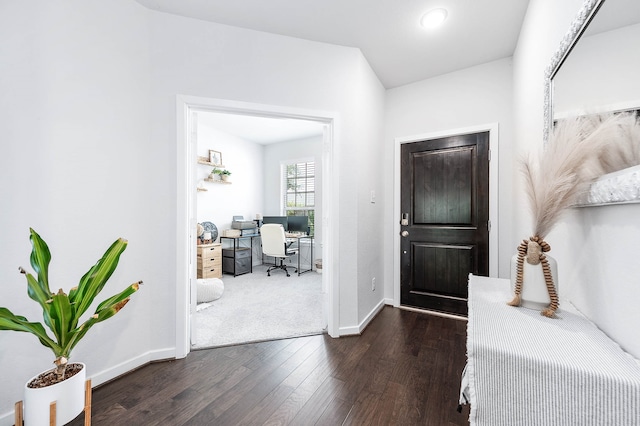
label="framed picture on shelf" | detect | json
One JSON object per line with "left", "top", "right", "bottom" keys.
{"left": 209, "top": 150, "right": 222, "bottom": 166}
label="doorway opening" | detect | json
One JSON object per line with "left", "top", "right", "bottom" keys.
{"left": 192, "top": 110, "right": 324, "bottom": 348}
{"left": 176, "top": 96, "right": 339, "bottom": 358}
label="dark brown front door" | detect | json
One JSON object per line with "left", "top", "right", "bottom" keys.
{"left": 400, "top": 132, "right": 489, "bottom": 316}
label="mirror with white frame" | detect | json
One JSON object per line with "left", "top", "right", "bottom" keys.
{"left": 544, "top": 0, "right": 640, "bottom": 206}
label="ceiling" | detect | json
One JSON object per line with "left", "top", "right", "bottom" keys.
{"left": 198, "top": 112, "right": 324, "bottom": 145}
{"left": 139, "top": 0, "right": 639, "bottom": 144}
{"left": 135, "top": 0, "right": 531, "bottom": 89}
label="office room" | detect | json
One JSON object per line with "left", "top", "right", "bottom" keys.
{"left": 192, "top": 110, "right": 326, "bottom": 348}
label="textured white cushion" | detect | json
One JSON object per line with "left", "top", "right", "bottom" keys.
{"left": 197, "top": 278, "right": 224, "bottom": 303}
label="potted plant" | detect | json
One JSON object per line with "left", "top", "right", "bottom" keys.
{"left": 209, "top": 167, "right": 223, "bottom": 181}
{"left": 220, "top": 169, "right": 232, "bottom": 182}
{"left": 0, "top": 228, "right": 142, "bottom": 425}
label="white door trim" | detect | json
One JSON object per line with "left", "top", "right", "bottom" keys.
{"left": 392, "top": 123, "right": 499, "bottom": 307}
{"left": 175, "top": 95, "right": 340, "bottom": 358}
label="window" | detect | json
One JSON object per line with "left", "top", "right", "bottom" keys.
{"left": 282, "top": 160, "right": 315, "bottom": 234}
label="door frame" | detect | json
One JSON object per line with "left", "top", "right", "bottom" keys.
{"left": 175, "top": 95, "right": 340, "bottom": 358}
{"left": 393, "top": 123, "right": 499, "bottom": 308}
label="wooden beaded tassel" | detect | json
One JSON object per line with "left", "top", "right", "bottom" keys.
{"left": 540, "top": 253, "right": 559, "bottom": 318}
{"left": 507, "top": 239, "right": 528, "bottom": 307}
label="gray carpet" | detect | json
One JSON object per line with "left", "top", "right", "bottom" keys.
{"left": 192, "top": 264, "right": 324, "bottom": 349}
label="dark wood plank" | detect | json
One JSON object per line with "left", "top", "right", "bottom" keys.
{"left": 68, "top": 306, "right": 469, "bottom": 426}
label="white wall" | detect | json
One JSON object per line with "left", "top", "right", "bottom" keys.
{"left": 354, "top": 55, "right": 387, "bottom": 325}
{"left": 0, "top": 1, "right": 387, "bottom": 422}
{"left": 148, "top": 10, "right": 386, "bottom": 333}
{"left": 554, "top": 22, "right": 640, "bottom": 115}
{"left": 513, "top": 0, "right": 640, "bottom": 359}
{"left": 0, "top": 0, "right": 162, "bottom": 423}
{"left": 383, "top": 58, "right": 515, "bottom": 302}
{"left": 196, "top": 120, "right": 264, "bottom": 233}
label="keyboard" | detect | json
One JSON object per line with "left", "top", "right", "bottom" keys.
{"left": 285, "top": 232, "right": 304, "bottom": 238}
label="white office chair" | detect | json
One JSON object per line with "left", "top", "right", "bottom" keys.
{"left": 260, "top": 223, "right": 298, "bottom": 277}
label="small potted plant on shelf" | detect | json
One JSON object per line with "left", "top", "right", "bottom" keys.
{"left": 209, "top": 167, "right": 223, "bottom": 181}
{"left": 0, "top": 228, "right": 142, "bottom": 425}
{"left": 220, "top": 169, "right": 232, "bottom": 182}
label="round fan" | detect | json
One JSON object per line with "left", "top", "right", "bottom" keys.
{"left": 201, "top": 221, "right": 218, "bottom": 241}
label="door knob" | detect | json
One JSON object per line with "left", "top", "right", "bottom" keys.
{"left": 401, "top": 230, "right": 409, "bottom": 237}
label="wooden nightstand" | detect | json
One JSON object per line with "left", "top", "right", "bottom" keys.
{"left": 197, "top": 243, "right": 222, "bottom": 279}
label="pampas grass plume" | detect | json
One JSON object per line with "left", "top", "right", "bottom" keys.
{"left": 524, "top": 112, "right": 640, "bottom": 238}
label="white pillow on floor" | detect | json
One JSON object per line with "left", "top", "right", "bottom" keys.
{"left": 197, "top": 278, "right": 224, "bottom": 303}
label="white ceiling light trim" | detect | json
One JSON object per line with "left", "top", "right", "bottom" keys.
{"left": 421, "top": 8, "right": 448, "bottom": 29}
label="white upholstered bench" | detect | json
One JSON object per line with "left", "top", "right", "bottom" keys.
{"left": 463, "top": 274, "right": 640, "bottom": 425}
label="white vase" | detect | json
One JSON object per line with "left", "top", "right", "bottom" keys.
{"left": 510, "top": 254, "right": 559, "bottom": 310}
{"left": 23, "top": 362, "right": 86, "bottom": 426}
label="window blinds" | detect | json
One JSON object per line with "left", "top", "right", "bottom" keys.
{"left": 282, "top": 161, "right": 315, "bottom": 233}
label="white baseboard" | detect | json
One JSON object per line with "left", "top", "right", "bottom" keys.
{"left": 338, "top": 299, "right": 386, "bottom": 336}
{"left": 0, "top": 409, "right": 15, "bottom": 426}
{"left": 0, "top": 411, "right": 14, "bottom": 426}
{"left": 0, "top": 347, "right": 176, "bottom": 425}
{"left": 90, "top": 347, "right": 176, "bottom": 387}
{"left": 338, "top": 324, "right": 360, "bottom": 335}
{"left": 359, "top": 299, "right": 385, "bottom": 333}
{"left": 384, "top": 298, "right": 394, "bottom": 305}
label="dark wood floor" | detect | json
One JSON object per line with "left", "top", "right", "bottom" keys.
{"left": 69, "top": 306, "right": 469, "bottom": 425}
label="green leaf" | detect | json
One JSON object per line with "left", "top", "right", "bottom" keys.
{"left": 70, "top": 238, "right": 128, "bottom": 321}
{"left": 64, "top": 299, "right": 127, "bottom": 355}
{"left": 95, "top": 281, "right": 141, "bottom": 312}
{"left": 63, "top": 318, "right": 97, "bottom": 356}
{"left": 22, "top": 270, "right": 54, "bottom": 331}
{"left": 23, "top": 270, "right": 50, "bottom": 306}
{"left": 28, "top": 228, "right": 52, "bottom": 295}
{"left": 0, "top": 307, "right": 60, "bottom": 353}
{"left": 49, "top": 290, "right": 73, "bottom": 347}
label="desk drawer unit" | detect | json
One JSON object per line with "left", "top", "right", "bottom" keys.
{"left": 222, "top": 247, "right": 251, "bottom": 276}
{"left": 197, "top": 243, "right": 222, "bottom": 279}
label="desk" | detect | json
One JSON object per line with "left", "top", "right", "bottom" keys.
{"left": 220, "top": 234, "right": 259, "bottom": 276}
{"left": 465, "top": 274, "right": 640, "bottom": 425}
{"left": 222, "top": 233, "right": 314, "bottom": 276}
{"left": 284, "top": 234, "right": 314, "bottom": 276}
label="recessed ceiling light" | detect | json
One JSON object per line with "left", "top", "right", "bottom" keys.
{"left": 421, "top": 8, "right": 448, "bottom": 29}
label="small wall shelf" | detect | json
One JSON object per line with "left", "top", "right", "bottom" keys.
{"left": 197, "top": 156, "right": 224, "bottom": 168}
{"left": 204, "top": 178, "right": 232, "bottom": 184}
{"left": 197, "top": 155, "right": 231, "bottom": 188}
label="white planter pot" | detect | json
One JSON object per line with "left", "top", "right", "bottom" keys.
{"left": 23, "top": 362, "right": 86, "bottom": 426}
{"left": 510, "top": 254, "right": 559, "bottom": 310}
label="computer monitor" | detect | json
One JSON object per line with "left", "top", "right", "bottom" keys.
{"left": 287, "top": 215, "right": 309, "bottom": 234}
{"left": 262, "top": 216, "right": 288, "bottom": 229}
